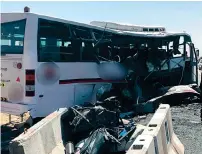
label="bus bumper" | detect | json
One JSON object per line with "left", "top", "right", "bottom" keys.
{"left": 0, "top": 101, "right": 34, "bottom": 116}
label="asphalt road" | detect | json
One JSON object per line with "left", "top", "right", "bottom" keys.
{"left": 172, "top": 103, "right": 202, "bottom": 154}
{"left": 198, "top": 70, "right": 201, "bottom": 86}
{"left": 136, "top": 102, "right": 202, "bottom": 154}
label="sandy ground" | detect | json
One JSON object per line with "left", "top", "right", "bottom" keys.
{"left": 0, "top": 112, "right": 30, "bottom": 126}
{"left": 1, "top": 112, "right": 31, "bottom": 154}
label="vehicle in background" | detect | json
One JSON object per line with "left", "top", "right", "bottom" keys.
{"left": 198, "top": 56, "right": 202, "bottom": 70}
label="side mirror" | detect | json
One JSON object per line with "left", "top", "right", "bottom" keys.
{"left": 190, "top": 42, "right": 199, "bottom": 59}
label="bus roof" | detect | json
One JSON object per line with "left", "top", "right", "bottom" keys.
{"left": 1, "top": 12, "right": 191, "bottom": 38}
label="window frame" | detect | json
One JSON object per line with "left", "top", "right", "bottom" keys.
{"left": 1, "top": 19, "right": 26, "bottom": 55}
{"left": 37, "top": 18, "right": 79, "bottom": 62}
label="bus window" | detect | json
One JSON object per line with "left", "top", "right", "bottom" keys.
{"left": 71, "top": 25, "right": 92, "bottom": 40}
{"left": 177, "top": 36, "right": 184, "bottom": 57}
{"left": 38, "top": 19, "right": 78, "bottom": 62}
{"left": 64, "top": 41, "right": 71, "bottom": 47}
{"left": 40, "top": 38, "right": 46, "bottom": 46}
{"left": 1, "top": 19, "right": 26, "bottom": 54}
{"left": 149, "top": 28, "right": 154, "bottom": 32}
{"left": 169, "top": 41, "right": 173, "bottom": 48}
{"left": 57, "top": 39, "right": 62, "bottom": 47}
{"left": 92, "top": 29, "right": 112, "bottom": 40}
{"left": 143, "top": 28, "right": 148, "bottom": 32}
{"left": 186, "top": 44, "right": 191, "bottom": 58}
{"left": 15, "top": 40, "right": 23, "bottom": 46}
{"left": 81, "top": 42, "right": 97, "bottom": 62}
{"left": 168, "top": 36, "right": 184, "bottom": 58}
{"left": 82, "top": 42, "right": 85, "bottom": 47}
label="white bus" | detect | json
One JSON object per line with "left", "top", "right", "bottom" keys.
{"left": 0, "top": 11, "right": 127, "bottom": 119}
{"left": 1, "top": 9, "right": 198, "bottom": 121}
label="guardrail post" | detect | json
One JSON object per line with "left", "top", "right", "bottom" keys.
{"left": 21, "top": 114, "right": 23, "bottom": 122}
{"left": 9, "top": 114, "right": 11, "bottom": 123}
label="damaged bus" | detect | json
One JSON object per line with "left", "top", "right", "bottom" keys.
{"left": 0, "top": 9, "right": 200, "bottom": 123}
{"left": 90, "top": 21, "right": 200, "bottom": 108}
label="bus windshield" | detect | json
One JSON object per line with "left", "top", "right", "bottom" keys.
{"left": 1, "top": 19, "right": 26, "bottom": 55}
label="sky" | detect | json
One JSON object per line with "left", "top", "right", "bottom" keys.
{"left": 1, "top": 1, "right": 202, "bottom": 55}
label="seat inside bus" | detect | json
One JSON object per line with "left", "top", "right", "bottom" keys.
{"left": 60, "top": 45, "right": 74, "bottom": 61}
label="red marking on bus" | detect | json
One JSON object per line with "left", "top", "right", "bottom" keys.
{"left": 16, "top": 77, "right": 20, "bottom": 82}
{"left": 26, "top": 75, "right": 35, "bottom": 81}
{"left": 59, "top": 78, "right": 126, "bottom": 84}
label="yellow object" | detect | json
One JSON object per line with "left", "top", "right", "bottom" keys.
{"left": 0, "top": 82, "right": 5, "bottom": 87}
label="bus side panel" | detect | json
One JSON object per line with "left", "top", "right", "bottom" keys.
{"left": 1, "top": 56, "right": 24, "bottom": 103}
{"left": 30, "top": 62, "right": 100, "bottom": 118}
{"left": 30, "top": 82, "right": 75, "bottom": 118}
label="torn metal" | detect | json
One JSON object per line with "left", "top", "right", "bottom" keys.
{"left": 62, "top": 101, "right": 140, "bottom": 154}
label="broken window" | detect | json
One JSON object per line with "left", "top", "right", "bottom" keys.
{"left": 169, "top": 41, "right": 174, "bottom": 50}
{"left": 81, "top": 42, "right": 98, "bottom": 62}
{"left": 175, "top": 36, "right": 184, "bottom": 57}
{"left": 166, "top": 36, "right": 185, "bottom": 58}
{"left": 92, "top": 29, "right": 112, "bottom": 41}
{"left": 71, "top": 25, "right": 92, "bottom": 40}
{"left": 37, "top": 19, "right": 79, "bottom": 62}
{"left": 143, "top": 28, "right": 148, "bottom": 32}
{"left": 149, "top": 28, "right": 154, "bottom": 32}
{"left": 77, "top": 28, "right": 113, "bottom": 62}
{"left": 186, "top": 44, "right": 191, "bottom": 58}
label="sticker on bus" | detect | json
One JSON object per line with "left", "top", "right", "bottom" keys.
{"left": 0, "top": 82, "right": 5, "bottom": 87}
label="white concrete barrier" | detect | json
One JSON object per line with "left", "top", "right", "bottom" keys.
{"left": 127, "top": 104, "right": 184, "bottom": 154}
{"left": 9, "top": 104, "right": 184, "bottom": 154}
{"left": 9, "top": 108, "right": 67, "bottom": 154}
{"left": 126, "top": 135, "right": 156, "bottom": 154}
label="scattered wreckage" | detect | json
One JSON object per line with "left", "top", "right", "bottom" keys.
{"left": 9, "top": 103, "right": 184, "bottom": 154}
{"left": 60, "top": 83, "right": 201, "bottom": 154}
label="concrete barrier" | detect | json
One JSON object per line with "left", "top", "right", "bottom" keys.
{"left": 9, "top": 108, "right": 67, "bottom": 154}
{"left": 126, "top": 134, "right": 156, "bottom": 154}
{"left": 126, "top": 104, "right": 184, "bottom": 154}
{"left": 9, "top": 104, "right": 184, "bottom": 154}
